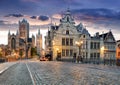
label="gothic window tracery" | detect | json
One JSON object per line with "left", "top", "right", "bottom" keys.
{"left": 11, "top": 38, "right": 16, "bottom": 49}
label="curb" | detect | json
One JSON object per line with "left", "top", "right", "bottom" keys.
{"left": 0, "top": 62, "right": 17, "bottom": 74}
{"left": 0, "top": 67, "right": 9, "bottom": 74}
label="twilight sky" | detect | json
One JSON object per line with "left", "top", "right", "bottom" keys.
{"left": 0, "top": 0, "right": 120, "bottom": 45}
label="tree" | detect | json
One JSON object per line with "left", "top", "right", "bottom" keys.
{"left": 19, "top": 50, "right": 23, "bottom": 59}
{"left": 31, "top": 47, "right": 37, "bottom": 56}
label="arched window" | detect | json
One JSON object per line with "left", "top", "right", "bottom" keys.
{"left": 67, "top": 17, "right": 69, "bottom": 22}
{"left": 11, "top": 38, "right": 16, "bottom": 49}
{"left": 66, "top": 30, "right": 69, "bottom": 35}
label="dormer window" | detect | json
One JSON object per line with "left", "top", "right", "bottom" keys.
{"left": 66, "top": 30, "right": 69, "bottom": 35}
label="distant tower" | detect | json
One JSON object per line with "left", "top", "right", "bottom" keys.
{"left": 19, "top": 19, "right": 29, "bottom": 41}
{"left": 36, "top": 28, "right": 42, "bottom": 56}
{"left": 8, "top": 29, "right": 11, "bottom": 48}
{"left": 32, "top": 34, "right": 35, "bottom": 47}
{"left": 16, "top": 30, "right": 19, "bottom": 50}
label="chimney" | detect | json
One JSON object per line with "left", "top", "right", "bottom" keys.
{"left": 96, "top": 32, "right": 99, "bottom": 37}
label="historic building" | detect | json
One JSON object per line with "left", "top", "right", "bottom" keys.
{"left": 36, "top": 29, "right": 43, "bottom": 56}
{"left": 45, "top": 9, "right": 116, "bottom": 65}
{"left": 116, "top": 40, "right": 120, "bottom": 65}
{"left": 8, "top": 19, "right": 35, "bottom": 59}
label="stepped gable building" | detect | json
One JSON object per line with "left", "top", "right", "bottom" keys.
{"left": 45, "top": 9, "right": 116, "bottom": 65}
{"left": 8, "top": 19, "right": 35, "bottom": 59}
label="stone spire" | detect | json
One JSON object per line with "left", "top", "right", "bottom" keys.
{"left": 38, "top": 28, "right": 40, "bottom": 35}
{"left": 32, "top": 34, "right": 35, "bottom": 38}
{"left": 8, "top": 29, "right": 10, "bottom": 35}
{"left": 16, "top": 30, "right": 19, "bottom": 35}
{"left": 66, "top": 7, "right": 71, "bottom": 15}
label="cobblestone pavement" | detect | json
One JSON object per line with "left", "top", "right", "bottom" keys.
{"left": 0, "top": 61, "right": 120, "bottom": 85}
{"left": 0, "top": 62, "right": 17, "bottom": 74}
{"left": 27, "top": 61, "right": 120, "bottom": 85}
{"left": 0, "top": 62, "right": 33, "bottom": 85}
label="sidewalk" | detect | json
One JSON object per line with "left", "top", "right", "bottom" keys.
{"left": 0, "top": 62, "right": 17, "bottom": 74}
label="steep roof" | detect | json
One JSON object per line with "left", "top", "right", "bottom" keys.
{"left": 51, "top": 26, "right": 59, "bottom": 30}
{"left": 99, "top": 33, "right": 108, "bottom": 39}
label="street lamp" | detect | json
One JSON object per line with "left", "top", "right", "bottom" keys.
{"left": 75, "top": 41, "right": 83, "bottom": 63}
{"left": 75, "top": 41, "right": 83, "bottom": 55}
{"left": 56, "top": 48, "right": 60, "bottom": 60}
{"left": 56, "top": 48, "right": 59, "bottom": 57}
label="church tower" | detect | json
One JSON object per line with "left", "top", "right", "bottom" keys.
{"left": 36, "top": 28, "right": 42, "bottom": 56}
{"left": 16, "top": 30, "right": 19, "bottom": 50}
{"left": 8, "top": 29, "right": 11, "bottom": 49}
{"left": 19, "top": 19, "right": 29, "bottom": 42}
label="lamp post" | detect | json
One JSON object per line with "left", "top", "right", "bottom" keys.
{"left": 56, "top": 48, "right": 59, "bottom": 60}
{"left": 75, "top": 41, "right": 83, "bottom": 55}
{"left": 75, "top": 41, "right": 83, "bottom": 63}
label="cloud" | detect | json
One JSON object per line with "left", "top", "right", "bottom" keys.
{"left": 0, "top": 20, "right": 8, "bottom": 25}
{"left": 5, "top": 14, "right": 24, "bottom": 18}
{"left": 30, "top": 16, "right": 37, "bottom": 19}
{"left": 70, "top": 8, "right": 120, "bottom": 21}
{"left": 38, "top": 15, "right": 49, "bottom": 21}
{"left": 30, "top": 15, "right": 49, "bottom": 21}
{"left": 52, "top": 14, "right": 62, "bottom": 19}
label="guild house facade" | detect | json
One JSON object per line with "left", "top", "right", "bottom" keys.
{"left": 45, "top": 9, "right": 116, "bottom": 65}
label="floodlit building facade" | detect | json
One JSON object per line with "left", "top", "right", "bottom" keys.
{"left": 8, "top": 19, "right": 35, "bottom": 59}
{"left": 45, "top": 9, "right": 116, "bottom": 65}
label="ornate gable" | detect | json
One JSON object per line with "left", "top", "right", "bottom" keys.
{"left": 60, "top": 9, "right": 75, "bottom": 25}
{"left": 104, "top": 31, "right": 115, "bottom": 42}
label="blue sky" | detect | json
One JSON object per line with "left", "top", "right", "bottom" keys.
{"left": 0, "top": 0, "right": 120, "bottom": 45}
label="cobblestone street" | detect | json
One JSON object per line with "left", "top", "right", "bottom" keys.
{"left": 27, "top": 61, "right": 120, "bottom": 85}
{"left": 0, "top": 61, "right": 33, "bottom": 85}
{"left": 0, "top": 61, "right": 120, "bottom": 85}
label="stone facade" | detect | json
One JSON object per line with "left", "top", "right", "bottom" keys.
{"left": 116, "top": 40, "right": 120, "bottom": 65}
{"left": 8, "top": 19, "right": 35, "bottom": 59}
{"left": 116, "top": 40, "right": 120, "bottom": 59}
{"left": 36, "top": 29, "right": 42, "bottom": 56}
{"left": 45, "top": 9, "right": 116, "bottom": 65}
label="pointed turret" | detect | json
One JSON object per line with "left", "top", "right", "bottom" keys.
{"left": 66, "top": 8, "right": 71, "bottom": 15}
{"left": 22, "top": 18, "right": 26, "bottom": 23}
{"left": 32, "top": 34, "right": 35, "bottom": 38}
{"left": 8, "top": 29, "right": 10, "bottom": 35}
{"left": 38, "top": 28, "right": 40, "bottom": 35}
{"left": 60, "top": 8, "right": 75, "bottom": 24}
{"left": 16, "top": 30, "right": 19, "bottom": 35}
